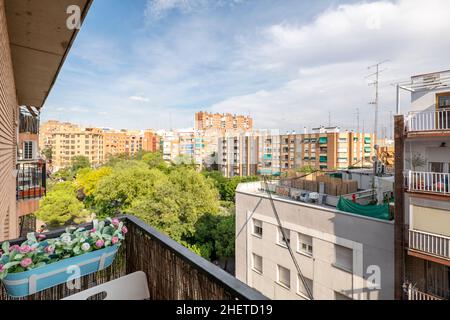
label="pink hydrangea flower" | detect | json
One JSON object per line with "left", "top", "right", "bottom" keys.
{"left": 0, "top": 264, "right": 4, "bottom": 273}
{"left": 90, "top": 228, "right": 97, "bottom": 233}
{"left": 44, "top": 245, "right": 55, "bottom": 254}
{"left": 38, "top": 234, "right": 46, "bottom": 240}
{"left": 111, "top": 236, "right": 119, "bottom": 245}
{"left": 95, "top": 240, "right": 105, "bottom": 248}
{"left": 9, "top": 245, "right": 20, "bottom": 252}
{"left": 112, "top": 218, "right": 120, "bottom": 227}
{"left": 20, "top": 258, "right": 32, "bottom": 268}
{"left": 121, "top": 226, "right": 128, "bottom": 234}
{"left": 20, "top": 245, "right": 31, "bottom": 254}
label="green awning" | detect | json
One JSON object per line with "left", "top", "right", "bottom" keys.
{"left": 320, "top": 156, "right": 327, "bottom": 163}
{"left": 364, "top": 137, "right": 371, "bottom": 144}
{"left": 337, "top": 197, "right": 391, "bottom": 221}
{"left": 364, "top": 147, "right": 372, "bottom": 153}
{"left": 319, "top": 137, "right": 328, "bottom": 144}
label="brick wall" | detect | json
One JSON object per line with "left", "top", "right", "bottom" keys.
{"left": 0, "top": 0, "right": 19, "bottom": 241}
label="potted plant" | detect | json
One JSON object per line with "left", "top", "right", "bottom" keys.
{"left": 0, "top": 218, "right": 127, "bottom": 298}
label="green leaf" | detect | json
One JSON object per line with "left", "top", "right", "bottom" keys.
{"left": 3, "top": 261, "right": 20, "bottom": 269}
{"left": 2, "top": 241, "right": 10, "bottom": 253}
{"left": 26, "top": 233, "right": 37, "bottom": 243}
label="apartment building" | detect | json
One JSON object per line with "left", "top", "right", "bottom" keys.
{"left": 0, "top": 0, "right": 92, "bottom": 241}
{"left": 39, "top": 120, "right": 80, "bottom": 153}
{"left": 51, "top": 128, "right": 104, "bottom": 170}
{"left": 195, "top": 111, "right": 253, "bottom": 131}
{"left": 395, "top": 70, "right": 450, "bottom": 300}
{"left": 298, "top": 128, "right": 376, "bottom": 172}
{"left": 235, "top": 180, "right": 394, "bottom": 300}
{"left": 218, "top": 131, "right": 259, "bottom": 177}
{"left": 17, "top": 107, "right": 46, "bottom": 224}
{"left": 257, "top": 130, "right": 282, "bottom": 176}
{"left": 143, "top": 129, "right": 161, "bottom": 153}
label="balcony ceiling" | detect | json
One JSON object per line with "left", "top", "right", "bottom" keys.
{"left": 5, "top": 0, "right": 93, "bottom": 109}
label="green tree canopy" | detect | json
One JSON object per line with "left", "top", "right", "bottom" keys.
{"left": 71, "top": 155, "right": 90, "bottom": 172}
{"left": 142, "top": 151, "right": 167, "bottom": 170}
{"left": 35, "top": 182, "right": 90, "bottom": 228}
{"left": 131, "top": 167, "right": 220, "bottom": 242}
{"left": 94, "top": 164, "right": 168, "bottom": 217}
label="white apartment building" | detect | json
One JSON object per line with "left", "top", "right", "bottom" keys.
{"left": 218, "top": 131, "right": 258, "bottom": 177}
{"left": 397, "top": 70, "right": 450, "bottom": 300}
{"left": 235, "top": 181, "right": 395, "bottom": 300}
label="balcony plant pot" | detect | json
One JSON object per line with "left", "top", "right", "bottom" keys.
{"left": 1, "top": 244, "right": 119, "bottom": 298}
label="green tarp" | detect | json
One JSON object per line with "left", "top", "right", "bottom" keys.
{"left": 337, "top": 197, "right": 391, "bottom": 221}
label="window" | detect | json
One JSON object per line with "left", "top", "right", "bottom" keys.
{"left": 252, "top": 254, "right": 263, "bottom": 274}
{"left": 334, "top": 291, "right": 352, "bottom": 300}
{"left": 278, "top": 227, "right": 290, "bottom": 247}
{"left": 253, "top": 219, "right": 263, "bottom": 237}
{"left": 23, "top": 141, "right": 34, "bottom": 160}
{"left": 430, "top": 162, "right": 444, "bottom": 173}
{"left": 334, "top": 245, "right": 353, "bottom": 272}
{"left": 297, "top": 275, "right": 313, "bottom": 299}
{"left": 277, "top": 265, "right": 290, "bottom": 289}
{"left": 298, "top": 233, "right": 313, "bottom": 256}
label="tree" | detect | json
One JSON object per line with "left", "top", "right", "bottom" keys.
{"left": 142, "top": 151, "right": 167, "bottom": 170}
{"left": 71, "top": 156, "right": 90, "bottom": 172}
{"left": 93, "top": 164, "right": 168, "bottom": 217}
{"left": 297, "top": 165, "right": 316, "bottom": 174}
{"left": 41, "top": 147, "right": 52, "bottom": 161}
{"left": 130, "top": 167, "right": 220, "bottom": 242}
{"left": 35, "top": 182, "right": 90, "bottom": 228}
{"left": 173, "top": 154, "right": 195, "bottom": 167}
{"left": 213, "top": 214, "right": 235, "bottom": 270}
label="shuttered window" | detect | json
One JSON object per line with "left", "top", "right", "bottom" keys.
{"left": 277, "top": 265, "right": 290, "bottom": 289}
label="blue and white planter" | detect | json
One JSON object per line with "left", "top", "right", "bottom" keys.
{"left": 2, "top": 245, "right": 119, "bottom": 298}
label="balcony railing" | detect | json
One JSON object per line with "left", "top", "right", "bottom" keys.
{"left": 409, "top": 229, "right": 450, "bottom": 260}
{"left": 16, "top": 161, "right": 47, "bottom": 201}
{"left": 406, "top": 109, "right": 450, "bottom": 132}
{"left": 0, "top": 215, "right": 267, "bottom": 300}
{"left": 407, "top": 171, "right": 449, "bottom": 195}
{"left": 407, "top": 285, "right": 443, "bottom": 301}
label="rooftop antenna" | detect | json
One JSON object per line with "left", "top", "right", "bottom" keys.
{"left": 356, "top": 108, "right": 360, "bottom": 134}
{"left": 366, "top": 60, "right": 389, "bottom": 140}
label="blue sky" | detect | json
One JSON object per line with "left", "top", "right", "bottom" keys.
{"left": 43, "top": 0, "right": 450, "bottom": 135}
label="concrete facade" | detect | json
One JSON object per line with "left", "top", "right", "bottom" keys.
{"left": 235, "top": 183, "right": 395, "bottom": 300}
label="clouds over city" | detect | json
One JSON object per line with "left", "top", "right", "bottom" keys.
{"left": 43, "top": 0, "right": 450, "bottom": 133}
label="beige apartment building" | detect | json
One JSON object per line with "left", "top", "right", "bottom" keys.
{"left": 297, "top": 128, "right": 376, "bottom": 172}
{"left": 0, "top": 0, "right": 92, "bottom": 241}
{"left": 395, "top": 70, "right": 450, "bottom": 300}
{"left": 217, "top": 128, "right": 376, "bottom": 178}
{"left": 235, "top": 179, "right": 395, "bottom": 300}
{"left": 51, "top": 128, "right": 104, "bottom": 170}
{"left": 195, "top": 111, "right": 253, "bottom": 132}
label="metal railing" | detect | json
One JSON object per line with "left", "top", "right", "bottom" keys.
{"left": 409, "top": 229, "right": 450, "bottom": 260}
{"left": 407, "top": 171, "right": 449, "bottom": 195}
{"left": 407, "top": 285, "right": 443, "bottom": 300}
{"left": 16, "top": 161, "right": 47, "bottom": 201}
{"left": 407, "top": 109, "right": 450, "bottom": 132}
{"left": 0, "top": 215, "right": 267, "bottom": 300}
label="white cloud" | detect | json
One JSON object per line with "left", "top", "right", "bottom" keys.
{"left": 129, "top": 96, "right": 150, "bottom": 102}
{"left": 144, "top": 0, "right": 245, "bottom": 20}
{"left": 210, "top": 0, "right": 450, "bottom": 133}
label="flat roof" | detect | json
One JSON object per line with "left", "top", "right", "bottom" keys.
{"left": 5, "top": 0, "right": 93, "bottom": 109}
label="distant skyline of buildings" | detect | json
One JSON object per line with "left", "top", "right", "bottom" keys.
{"left": 39, "top": 111, "right": 387, "bottom": 176}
